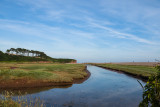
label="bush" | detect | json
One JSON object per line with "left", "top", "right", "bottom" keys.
{"left": 139, "top": 66, "right": 160, "bottom": 107}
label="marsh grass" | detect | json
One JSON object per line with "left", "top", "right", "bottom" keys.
{"left": 0, "top": 91, "right": 45, "bottom": 107}
{"left": 0, "top": 69, "right": 54, "bottom": 80}
{"left": 93, "top": 64, "right": 158, "bottom": 77}
{"left": 0, "top": 63, "right": 87, "bottom": 83}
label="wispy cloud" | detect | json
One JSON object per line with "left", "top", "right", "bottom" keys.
{"left": 0, "top": 19, "right": 94, "bottom": 40}
{"left": 14, "top": 0, "right": 160, "bottom": 44}
{"left": 1, "top": 0, "right": 160, "bottom": 62}
{"left": 88, "top": 21, "right": 154, "bottom": 44}
{"left": 99, "top": 0, "right": 160, "bottom": 39}
{"left": 0, "top": 19, "right": 97, "bottom": 51}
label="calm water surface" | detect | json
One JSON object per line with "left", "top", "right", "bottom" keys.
{"left": 19, "top": 65, "right": 145, "bottom": 107}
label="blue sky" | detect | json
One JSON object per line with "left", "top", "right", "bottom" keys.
{"left": 0, "top": 0, "right": 160, "bottom": 63}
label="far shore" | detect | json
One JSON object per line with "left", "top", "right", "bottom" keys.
{"left": 91, "top": 62, "right": 159, "bottom": 81}
{"left": 109, "top": 62, "right": 159, "bottom": 66}
{"left": 90, "top": 62, "right": 159, "bottom": 66}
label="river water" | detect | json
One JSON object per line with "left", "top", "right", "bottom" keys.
{"left": 19, "top": 65, "right": 145, "bottom": 107}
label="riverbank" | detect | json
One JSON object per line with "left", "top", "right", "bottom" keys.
{"left": 0, "top": 63, "right": 90, "bottom": 89}
{"left": 1, "top": 65, "right": 145, "bottom": 107}
{"left": 91, "top": 63, "right": 159, "bottom": 81}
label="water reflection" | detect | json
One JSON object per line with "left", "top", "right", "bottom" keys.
{"left": 13, "top": 65, "right": 145, "bottom": 107}
{"left": 0, "top": 85, "right": 72, "bottom": 95}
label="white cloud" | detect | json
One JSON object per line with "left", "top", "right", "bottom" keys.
{"left": 86, "top": 20, "right": 154, "bottom": 44}
{"left": 1, "top": 0, "right": 160, "bottom": 62}
{"left": 100, "top": 0, "right": 160, "bottom": 39}
{"left": 0, "top": 19, "right": 95, "bottom": 41}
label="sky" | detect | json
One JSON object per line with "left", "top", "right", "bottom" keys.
{"left": 0, "top": 0, "right": 160, "bottom": 63}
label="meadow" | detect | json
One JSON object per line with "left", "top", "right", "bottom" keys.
{"left": 0, "top": 63, "right": 87, "bottom": 88}
{"left": 92, "top": 63, "right": 159, "bottom": 78}
{"left": 1, "top": 62, "right": 159, "bottom": 107}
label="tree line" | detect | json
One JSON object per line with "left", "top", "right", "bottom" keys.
{"left": 0, "top": 50, "right": 48, "bottom": 62}
{"left": 0, "top": 48, "right": 76, "bottom": 63}
{"left": 6, "top": 48, "right": 48, "bottom": 59}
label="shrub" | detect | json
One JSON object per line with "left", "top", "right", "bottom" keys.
{"left": 139, "top": 66, "right": 160, "bottom": 107}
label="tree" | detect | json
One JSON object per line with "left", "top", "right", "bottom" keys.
{"left": 6, "top": 49, "right": 10, "bottom": 54}
{"left": 21, "top": 48, "right": 25, "bottom": 56}
{"left": 30, "top": 50, "right": 34, "bottom": 57}
{"left": 15, "top": 49, "right": 18, "bottom": 55}
{"left": 10, "top": 48, "right": 15, "bottom": 54}
{"left": 26, "top": 49, "right": 30, "bottom": 56}
{"left": 35, "top": 51, "right": 38, "bottom": 57}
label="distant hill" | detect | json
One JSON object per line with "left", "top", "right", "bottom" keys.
{"left": 0, "top": 48, "right": 77, "bottom": 63}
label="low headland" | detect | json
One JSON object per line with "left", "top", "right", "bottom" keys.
{"left": 0, "top": 48, "right": 90, "bottom": 89}
{"left": 0, "top": 48, "right": 77, "bottom": 63}
{"left": 0, "top": 47, "right": 90, "bottom": 107}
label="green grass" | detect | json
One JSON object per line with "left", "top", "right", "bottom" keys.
{"left": 0, "top": 91, "right": 44, "bottom": 107}
{"left": 0, "top": 63, "right": 87, "bottom": 83}
{"left": 92, "top": 63, "right": 158, "bottom": 77}
{"left": 0, "top": 69, "right": 54, "bottom": 79}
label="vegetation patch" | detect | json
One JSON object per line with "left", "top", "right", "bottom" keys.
{"left": 0, "top": 91, "right": 44, "bottom": 107}
{"left": 138, "top": 66, "right": 160, "bottom": 107}
{"left": 0, "top": 48, "right": 76, "bottom": 63}
{"left": 92, "top": 63, "right": 158, "bottom": 78}
{"left": 0, "top": 63, "right": 87, "bottom": 88}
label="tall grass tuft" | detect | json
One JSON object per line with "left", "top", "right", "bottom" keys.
{"left": 0, "top": 91, "right": 45, "bottom": 107}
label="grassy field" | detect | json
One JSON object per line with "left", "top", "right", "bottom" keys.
{"left": 0, "top": 63, "right": 87, "bottom": 88}
{"left": 107, "top": 62, "right": 159, "bottom": 66}
{"left": 92, "top": 63, "right": 159, "bottom": 77}
{"left": 0, "top": 63, "right": 87, "bottom": 106}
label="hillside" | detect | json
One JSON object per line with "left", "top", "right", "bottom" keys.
{"left": 0, "top": 48, "right": 76, "bottom": 63}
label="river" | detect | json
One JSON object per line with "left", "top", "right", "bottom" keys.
{"left": 15, "top": 65, "right": 146, "bottom": 107}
